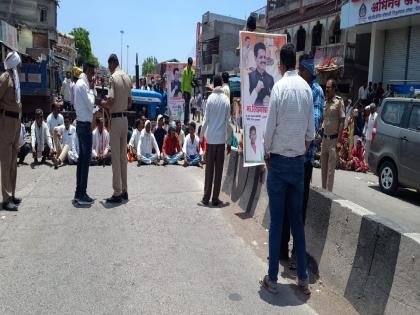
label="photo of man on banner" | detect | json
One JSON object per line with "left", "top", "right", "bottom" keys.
{"left": 166, "top": 62, "right": 186, "bottom": 122}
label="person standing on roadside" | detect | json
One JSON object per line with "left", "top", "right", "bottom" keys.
{"left": 363, "top": 103, "right": 377, "bottom": 164}
{"left": 199, "top": 75, "right": 232, "bottom": 207}
{"left": 280, "top": 54, "right": 324, "bottom": 268}
{"left": 261, "top": 44, "right": 314, "bottom": 295}
{"left": 0, "top": 52, "right": 22, "bottom": 211}
{"left": 181, "top": 57, "right": 194, "bottom": 126}
{"left": 321, "top": 79, "right": 345, "bottom": 192}
{"left": 73, "top": 62, "right": 96, "bottom": 205}
{"left": 101, "top": 54, "right": 132, "bottom": 204}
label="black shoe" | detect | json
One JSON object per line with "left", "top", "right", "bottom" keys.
{"left": 12, "top": 197, "right": 22, "bottom": 205}
{"left": 121, "top": 192, "right": 128, "bottom": 201}
{"left": 41, "top": 157, "right": 46, "bottom": 163}
{"left": 77, "top": 195, "right": 94, "bottom": 205}
{"left": 2, "top": 202, "right": 18, "bottom": 211}
{"left": 198, "top": 199, "right": 209, "bottom": 206}
{"left": 212, "top": 199, "right": 222, "bottom": 207}
{"left": 18, "top": 159, "right": 24, "bottom": 165}
{"left": 106, "top": 195, "right": 122, "bottom": 204}
{"left": 83, "top": 194, "right": 95, "bottom": 203}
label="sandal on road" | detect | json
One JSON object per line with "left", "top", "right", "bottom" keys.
{"left": 260, "top": 275, "right": 278, "bottom": 294}
{"left": 297, "top": 278, "right": 311, "bottom": 295}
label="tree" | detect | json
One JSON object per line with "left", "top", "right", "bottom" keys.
{"left": 70, "top": 27, "right": 99, "bottom": 67}
{"left": 142, "top": 56, "right": 158, "bottom": 76}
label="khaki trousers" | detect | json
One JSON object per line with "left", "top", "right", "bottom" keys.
{"left": 321, "top": 137, "right": 337, "bottom": 192}
{"left": 0, "top": 115, "right": 20, "bottom": 202}
{"left": 110, "top": 117, "right": 128, "bottom": 196}
{"left": 53, "top": 132, "right": 70, "bottom": 162}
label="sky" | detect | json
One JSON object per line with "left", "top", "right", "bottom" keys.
{"left": 57, "top": 0, "right": 266, "bottom": 75}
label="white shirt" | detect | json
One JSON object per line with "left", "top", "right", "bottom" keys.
{"left": 364, "top": 112, "right": 378, "bottom": 141}
{"left": 92, "top": 127, "right": 110, "bottom": 157}
{"left": 61, "top": 78, "right": 73, "bottom": 103}
{"left": 31, "top": 121, "right": 53, "bottom": 158}
{"left": 19, "top": 123, "right": 26, "bottom": 147}
{"left": 47, "top": 113, "right": 64, "bottom": 137}
{"left": 264, "top": 70, "right": 314, "bottom": 157}
{"left": 200, "top": 87, "right": 233, "bottom": 145}
{"left": 129, "top": 128, "right": 142, "bottom": 153}
{"left": 68, "top": 135, "right": 79, "bottom": 164}
{"left": 74, "top": 73, "right": 94, "bottom": 122}
{"left": 183, "top": 133, "right": 200, "bottom": 156}
{"left": 54, "top": 124, "right": 76, "bottom": 147}
{"left": 358, "top": 86, "right": 367, "bottom": 100}
{"left": 137, "top": 131, "right": 160, "bottom": 156}
{"left": 177, "top": 129, "right": 185, "bottom": 148}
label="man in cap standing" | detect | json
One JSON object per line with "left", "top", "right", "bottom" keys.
{"left": 0, "top": 52, "right": 22, "bottom": 210}
{"left": 101, "top": 54, "right": 132, "bottom": 204}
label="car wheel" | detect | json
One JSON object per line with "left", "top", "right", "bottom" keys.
{"left": 379, "top": 161, "right": 398, "bottom": 195}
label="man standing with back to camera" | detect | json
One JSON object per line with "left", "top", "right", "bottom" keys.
{"left": 101, "top": 54, "right": 132, "bottom": 204}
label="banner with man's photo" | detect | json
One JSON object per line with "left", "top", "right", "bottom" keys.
{"left": 166, "top": 62, "right": 186, "bottom": 121}
{"left": 240, "top": 31, "right": 287, "bottom": 167}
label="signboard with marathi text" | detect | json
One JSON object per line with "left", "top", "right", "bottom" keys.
{"left": 341, "top": 0, "right": 420, "bottom": 28}
{"left": 240, "top": 31, "right": 287, "bottom": 167}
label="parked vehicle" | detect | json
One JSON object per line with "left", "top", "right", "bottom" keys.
{"left": 368, "top": 97, "right": 420, "bottom": 195}
{"left": 131, "top": 89, "right": 163, "bottom": 120}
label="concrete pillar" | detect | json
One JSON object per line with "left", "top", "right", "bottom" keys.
{"left": 368, "top": 24, "right": 385, "bottom": 83}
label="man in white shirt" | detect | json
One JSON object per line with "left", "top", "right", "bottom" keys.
{"left": 17, "top": 124, "right": 32, "bottom": 164}
{"left": 53, "top": 116, "right": 76, "bottom": 169}
{"left": 137, "top": 120, "right": 160, "bottom": 165}
{"left": 68, "top": 134, "right": 79, "bottom": 165}
{"left": 175, "top": 120, "right": 185, "bottom": 149}
{"left": 31, "top": 109, "right": 54, "bottom": 164}
{"left": 358, "top": 83, "right": 368, "bottom": 105}
{"left": 200, "top": 74, "right": 232, "bottom": 207}
{"left": 61, "top": 71, "right": 74, "bottom": 111}
{"left": 363, "top": 103, "right": 378, "bottom": 164}
{"left": 73, "top": 62, "right": 96, "bottom": 205}
{"left": 91, "top": 117, "right": 111, "bottom": 166}
{"left": 47, "top": 102, "right": 64, "bottom": 150}
{"left": 261, "top": 44, "right": 313, "bottom": 296}
{"left": 128, "top": 118, "right": 144, "bottom": 161}
{"left": 183, "top": 121, "right": 201, "bottom": 167}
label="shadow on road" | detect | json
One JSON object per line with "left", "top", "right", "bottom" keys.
{"left": 368, "top": 185, "right": 420, "bottom": 207}
{"left": 258, "top": 283, "right": 310, "bottom": 306}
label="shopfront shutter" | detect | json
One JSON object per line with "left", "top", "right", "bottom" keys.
{"left": 382, "top": 27, "right": 409, "bottom": 85}
{"left": 407, "top": 25, "right": 420, "bottom": 82}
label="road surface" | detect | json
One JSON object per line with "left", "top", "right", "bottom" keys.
{"left": 312, "top": 168, "right": 420, "bottom": 232}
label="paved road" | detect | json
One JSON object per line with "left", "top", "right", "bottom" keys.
{"left": 0, "top": 163, "right": 318, "bottom": 315}
{"left": 311, "top": 168, "right": 420, "bottom": 232}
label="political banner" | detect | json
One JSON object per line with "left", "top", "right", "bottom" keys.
{"left": 240, "top": 31, "right": 287, "bottom": 167}
{"left": 166, "top": 62, "right": 186, "bottom": 122}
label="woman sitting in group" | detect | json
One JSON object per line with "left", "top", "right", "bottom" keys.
{"left": 348, "top": 139, "right": 368, "bottom": 173}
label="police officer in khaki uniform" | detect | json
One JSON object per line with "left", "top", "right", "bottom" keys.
{"left": 101, "top": 54, "right": 132, "bottom": 203}
{"left": 0, "top": 52, "right": 22, "bottom": 210}
{"left": 321, "top": 79, "right": 345, "bottom": 192}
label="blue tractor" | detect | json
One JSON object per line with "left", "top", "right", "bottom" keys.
{"left": 131, "top": 89, "right": 164, "bottom": 120}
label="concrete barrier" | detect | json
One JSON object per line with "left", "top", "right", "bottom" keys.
{"left": 222, "top": 150, "right": 420, "bottom": 315}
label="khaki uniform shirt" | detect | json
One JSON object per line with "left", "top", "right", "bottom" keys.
{"left": 108, "top": 67, "right": 131, "bottom": 114}
{"left": 0, "top": 71, "right": 21, "bottom": 114}
{"left": 323, "top": 95, "right": 345, "bottom": 136}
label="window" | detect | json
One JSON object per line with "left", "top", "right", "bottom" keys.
{"left": 408, "top": 105, "right": 420, "bottom": 131}
{"left": 40, "top": 7, "right": 47, "bottom": 23}
{"left": 382, "top": 101, "right": 405, "bottom": 126}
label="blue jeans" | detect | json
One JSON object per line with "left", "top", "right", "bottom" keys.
{"left": 75, "top": 121, "right": 92, "bottom": 198}
{"left": 166, "top": 152, "right": 183, "bottom": 164}
{"left": 186, "top": 154, "right": 201, "bottom": 166}
{"left": 140, "top": 153, "right": 157, "bottom": 165}
{"left": 267, "top": 154, "right": 308, "bottom": 282}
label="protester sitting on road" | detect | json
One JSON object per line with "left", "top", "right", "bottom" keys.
{"left": 47, "top": 101, "right": 64, "bottom": 150}
{"left": 31, "top": 109, "right": 54, "bottom": 164}
{"left": 53, "top": 116, "right": 77, "bottom": 169}
{"left": 162, "top": 126, "right": 183, "bottom": 165}
{"left": 17, "top": 123, "right": 32, "bottom": 165}
{"left": 175, "top": 119, "right": 185, "bottom": 148}
{"left": 137, "top": 120, "right": 160, "bottom": 165}
{"left": 91, "top": 117, "right": 111, "bottom": 166}
{"left": 337, "top": 140, "right": 351, "bottom": 170}
{"left": 183, "top": 121, "right": 201, "bottom": 167}
{"left": 127, "top": 118, "right": 144, "bottom": 162}
{"left": 154, "top": 114, "right": 167, "bottom": 158}
{"left": 349, "top": 139, "right": 368, "bottom": 173}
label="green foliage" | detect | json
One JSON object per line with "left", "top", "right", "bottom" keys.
{"left": 142, "top": 56, "right": 158, "bottom": 76}
{"left": 70, "top": 27, "right": 99, "bottom": 67}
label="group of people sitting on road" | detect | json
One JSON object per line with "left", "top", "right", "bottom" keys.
{"left": 18, "top": 104, "right": 206, "bottom": 169}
